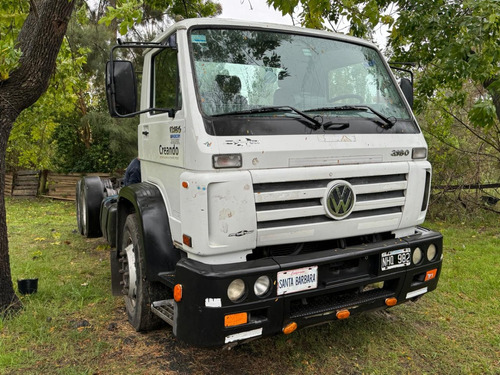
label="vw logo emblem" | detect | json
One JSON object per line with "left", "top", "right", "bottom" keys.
{"left": 323, "top": 181, "right": 356, "bottom": 220}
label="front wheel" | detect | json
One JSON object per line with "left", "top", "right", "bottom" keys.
{"left": 120, "top": 213, "right": 166, "bottom": 331}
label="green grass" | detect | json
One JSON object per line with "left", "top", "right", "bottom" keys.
{"left": 1, "top": 198, "right": 499, "bottom": 374}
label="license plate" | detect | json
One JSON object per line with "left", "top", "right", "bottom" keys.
{"left": 277, "top": 266, "right": 318, "bottom": 296}
{"left": 381, "top": 248, "right": 411, "bottom": 271}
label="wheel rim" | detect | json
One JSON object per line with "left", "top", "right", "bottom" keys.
{"left": 76, "top": 187, "right": 82, "bottom": 231}
{"left": 121, "top": 243, "right": 137, "bottom": 306}
{"left": 80, "top": 188, "right": 87, "bottom": 231}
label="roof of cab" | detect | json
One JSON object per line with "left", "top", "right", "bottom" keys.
{"left": 151, "top": 17, "right": 376, "bottom": 49}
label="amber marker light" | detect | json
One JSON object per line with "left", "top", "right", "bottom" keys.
{"left": 425, "top": 269, "right": 438, "bottom": 281}
{"left": 385, "top": 297, "right": 398, "bottom": 306}
{"left": 181, "top": 181, "right": 189, "bottom": 189}
{"left": 173, "top": 284, "right": 183, "bottom": 302}
{"left": 183, "top": 234, "right": 192, "bottom": 247}
{"left": 336, "top": 309, "right": 350, "bottom": 319}
{"left": 224, "top": 312, "right": 248, "bottom": 327}
{"left": 283, "top": 322, "right": 297, "bottom": 335}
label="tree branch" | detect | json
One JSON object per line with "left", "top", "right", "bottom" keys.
{"left": 439, "top": 105, "right": 500, "bottom": 154}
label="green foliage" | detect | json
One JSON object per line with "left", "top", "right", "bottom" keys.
{"left": 418, "top": 82, "right": 500, "bottom": 193}
{"left": 390, "top": 0, "right": 500, "bottom": 123}
{"left": 99, "top": 0, "right": 222, "bottom": 35}
{"left": 0, "top": 0, "right": 28, "bottom": 80}
{"left": 7, "top": 39, "right": 89, "bottom": 171}
{"left": 269, "top": 0, "right": 390, "bottom": 36}
{"left": 100, "top": 0, "right": 144, "bottom": 35}
{"left": 468, "top": 100, "right": 497, "bottom": 130}
{"left": 51, "top": 113, "right": 137, "bottom": 173}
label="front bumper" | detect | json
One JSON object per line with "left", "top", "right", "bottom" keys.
{"left": 172, "top": 227, "right": 443, "bottom": 347}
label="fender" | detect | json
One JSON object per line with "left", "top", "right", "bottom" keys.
{"left": 116, "top": 182, "right": 180, "bottom": 283}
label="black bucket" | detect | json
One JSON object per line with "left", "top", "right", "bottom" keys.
{"left": 17, "top": 278, "right": 38, "bottom": 295}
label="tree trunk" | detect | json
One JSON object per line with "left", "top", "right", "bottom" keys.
{"left": 484, "top": 77, "right": 500, "bottom": 124}
{"left": 0, "top": 0, "right": 75, "bottom": 314}
{"left": 0, "top": 111, "right": 22, "bottom": 315}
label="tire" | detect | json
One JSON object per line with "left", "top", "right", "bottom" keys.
{"left": 80, "top": 177, "right": 104, "bottom": 238}
{"left": 120, "top": 213, "right": 166, "bottom": 331}
{"left": 76, "top": 179, "right": 84, "bottom": 235}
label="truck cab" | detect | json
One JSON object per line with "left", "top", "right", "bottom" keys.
{"left": 78, "top": 18, "right": 443, "bottom": 347}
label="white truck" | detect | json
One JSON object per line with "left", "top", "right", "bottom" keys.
{"left": 76, "top": 18, "right": 443, "bottom": 347}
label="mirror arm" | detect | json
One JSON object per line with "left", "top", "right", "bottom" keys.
{"left": 111, "top": 108, "right": 177, "bottom": 119}
{"left": 108, "top": 42, "right": 174, "bottom": 117}
{"left": 389, "top": 62, "right": 416, "bottom": 86}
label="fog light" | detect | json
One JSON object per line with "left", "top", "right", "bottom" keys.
{"left": 227, "top": 279, "right": 246, "bottom": 302}
{"left": 413, "top": 247, "right": 423, "bottom": 265}
{"left": 213, "top": 154, "right": 242, "bottom": 168}
{"left": 427, "top": 244, "right": 437, "bottom": 261}
{"left": 254, "top": 276, "right": 271, "bottom": 297}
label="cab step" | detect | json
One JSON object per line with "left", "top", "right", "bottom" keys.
{"left": 151, "top": 299, "right": 175, "bottom": 326}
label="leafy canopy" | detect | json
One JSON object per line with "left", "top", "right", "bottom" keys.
{"left": 0, "top": 0, "right": 28, "bottom": 80}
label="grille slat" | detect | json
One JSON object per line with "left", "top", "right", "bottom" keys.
{"left": 253, "top": 171, "right": 407, "bottom": 228}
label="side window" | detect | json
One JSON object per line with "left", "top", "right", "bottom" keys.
{"left": 152, "top": 39, "right": 181, "bottom": 113}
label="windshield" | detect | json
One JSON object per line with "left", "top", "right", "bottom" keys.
{"left": 189, "top": 27, "right": 416, "bottom": 135}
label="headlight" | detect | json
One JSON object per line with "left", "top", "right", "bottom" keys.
{"left": 254, "top": 276, "right": 271, "bottom": 297}
{"left": 412, "top": 247, "right": 423, "bottom": 265}
{"left": 227, "top": 279, "right": 246, "bottom": 302}
{"left": 427, "top": 244, "right": 437, "bottom": 261}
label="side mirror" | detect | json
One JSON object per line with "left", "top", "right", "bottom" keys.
{"left": 400, "top": 77, "right": 414, "bottom": 109}
{"left": 106, "top": 60, "right": 137, "bottom": 117}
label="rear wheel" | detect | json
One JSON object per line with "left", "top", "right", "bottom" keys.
{"left": 78, "top": 177, "right": 104, "bottom": 237}
{"left": 120, "top": 213, "right": 166, "bottom": 331}
{"left": 76, "top": 179, "right": 84, "bottom": 235}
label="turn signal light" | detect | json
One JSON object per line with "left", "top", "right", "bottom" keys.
{"left": 183, "top": 234, "right": 192, "bottom": 247}
{"left": 385, "top": 297, "right": 398, "bottom": 306}
{"left": 224, "top": 312, "right": 248, "bottom": 327}
{"left": 425, "top": 269, "right": 437, "bottom": 281}
{"left": 283, "top": 322, "right": 297, "bottom": 335}
{"left": 336, "top": 309, "right": 350, "bottom": 320}
{"left": 174, "top": 284, "right": 183, "bottom": 302}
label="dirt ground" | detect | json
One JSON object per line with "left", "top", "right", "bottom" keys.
{"left": 95, "top": 305, "right": 293, "bottom": 375}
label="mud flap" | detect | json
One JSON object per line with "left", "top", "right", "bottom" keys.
{"left": 110, "top": 249, "right": 122, "bottom": 296}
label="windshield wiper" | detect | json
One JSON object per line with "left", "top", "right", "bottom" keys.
{"left": 323, "top": 122, "right": 350, "bottom": 130}
{"left": 212, "top": 106, "right": 322, "bottom": 131}
{"left": 305, "top": 105, "right": 397, "bottom": 129}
